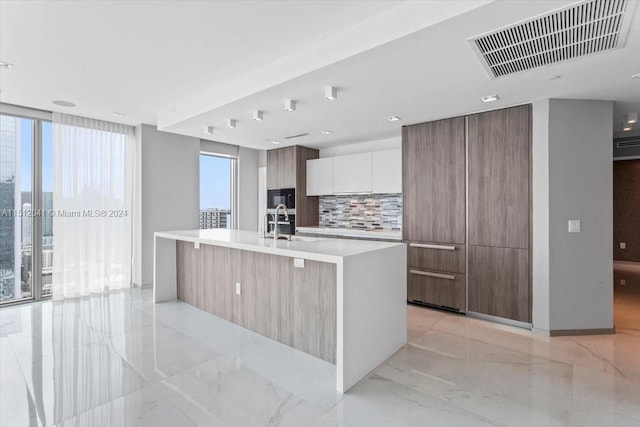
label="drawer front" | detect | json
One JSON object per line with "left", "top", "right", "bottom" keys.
{"left": 407, "top": 242, "right": 465, "bottom": 273}
{"left": 407, "top": 268, "right": 466, "bottom": 312}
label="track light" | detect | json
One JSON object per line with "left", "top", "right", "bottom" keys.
{"left": 253, "top": 110, "right": 263, "bottom": 121}
{"left": 324, "top": 86, "right": 338, "bottom": 100}
{"left": 204, "top": 126, "right": 214, "bottom": 135}
{"left": 285, "top": 100, "right": 296, "bottom": 112}
{"left": 227, "top": 119, "right": 236, "bottom": 129}
{"left": 625, "top": 112, "right": 637, "bottom": 124}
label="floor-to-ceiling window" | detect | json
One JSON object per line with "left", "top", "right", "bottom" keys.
{"left": 0, "top": 113, "right": 52, "bottom": 304}
{"left": 199, "top": 153, "right": 235, "bottom": 229}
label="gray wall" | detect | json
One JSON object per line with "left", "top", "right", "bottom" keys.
{"left": 532, "top": 99, "right": 613, "bottom": 332}
{"left": 238, "top": 147, "right": 258, "bottom": 231}
{"left": 136, "top": 124, "right": 200, "bottom": 286}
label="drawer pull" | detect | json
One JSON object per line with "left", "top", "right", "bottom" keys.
{"left": 409, "top": 270, "right": 456, "bottom": 280}
{"left": 409, "top": 243, "right": 456, "bottom": 251}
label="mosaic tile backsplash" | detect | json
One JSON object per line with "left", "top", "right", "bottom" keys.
{"left": 319, "top": 193, "right": 402, "bottom": 231}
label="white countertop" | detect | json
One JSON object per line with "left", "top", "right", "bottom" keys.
{"left": 155, "top": 229, "right": 404, "bottom": 263}
{"left": 296, "top": 226, "right": 402, "bottom": 241}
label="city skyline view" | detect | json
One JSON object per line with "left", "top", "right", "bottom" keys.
{"left": 199, "top": 154, "right": 231, "bottom": 210}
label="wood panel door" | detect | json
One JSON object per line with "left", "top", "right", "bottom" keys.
{"left": 468, "top": 245, "right": 530, "bottom": 322}
{"left": 402, "top": 117, "right": 466, "bottom": 244}
{"left": 267, "top": 146, "right": 296, "bottom": 189}
{"left": 468, "top": 105, "right": 530, "bottom": 249}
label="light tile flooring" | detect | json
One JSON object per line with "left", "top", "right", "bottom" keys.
{"left": 0, "top": 267, "right": 638, "bottom": 427}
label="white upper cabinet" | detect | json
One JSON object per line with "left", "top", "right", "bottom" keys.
{"left": 333, "top": 153, "right": 372, "bottom": 194}
{"left": 306, "top": 157, "right": 334, "bottom": 196}
{"left": 372, "top": 149, "right": 402, "bottom": 194}
{"left": 306, "top": 149, "right": 402, "bottom": 195}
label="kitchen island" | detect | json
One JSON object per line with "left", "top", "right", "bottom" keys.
{"left": 153, "top": 229, "right": 406, "bottom": 393}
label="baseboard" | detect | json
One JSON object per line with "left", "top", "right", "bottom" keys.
{"left": 133, "top": 282, "right": 153, "bottom": 289}
{"left": 547, "top": 327, "right": 616, "bottom": 337}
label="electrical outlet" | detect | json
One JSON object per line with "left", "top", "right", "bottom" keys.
{"left": 294, "top": 258, "right": 305, "bottom": 268}
{"left": 235, "top": 282, "right": 241, "bottom": 295}
{"left": 620, "top": 279, "right": 626, "bottom": 286}
{"left": 620, "top": 242, "right": 626, "bottom": 249}
{"left": 568, "top": 220, "right": 581, "bottom": 233}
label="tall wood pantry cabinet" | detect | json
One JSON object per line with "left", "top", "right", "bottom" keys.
{"left": 266, "top": 145, "right": 320, "bottom": 227}
{"left": 402, "top": 105, "right": 532, "bottom": 323}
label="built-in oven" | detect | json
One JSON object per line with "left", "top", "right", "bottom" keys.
{"left": 267, "top": 188, "right": 295, "bottom": 210}
{"left": 267, "top": 188, "right": 296, "bottom": 235}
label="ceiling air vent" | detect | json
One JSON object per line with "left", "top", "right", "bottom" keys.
{"left": 468, "top": 0, "right": 636, "bottom": 79}
{"left": 616, "top": 138, "right": 640, "bottom": 148}
{"left": 283, "top": 133, "right": 309, "bottom": 140}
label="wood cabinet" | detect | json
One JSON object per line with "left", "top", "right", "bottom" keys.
{"left": 403, "top": 105, "right": 531, "bottom": 323}
{"left": 372, "top": 149, "right": 402, "bottom": 194}
{"left": 407, "top": 268, "right": 465, "bottom": 312}
{"left": 306, "top": 157, "right": 333, "bottom": 196}
{"left": 402, "top": 117, "right": 466, "bottom": 244}
{"left": 468, "top": 105, "right": 530, "bottom": 249}
{"left": 266, "top": 145, "right": 319, "bottom": 227}
{"left": 333, "top": 153, "right": 372, "bottom": 194}
{"left": 468, "top": 245, "right": 530, "bottom": 322}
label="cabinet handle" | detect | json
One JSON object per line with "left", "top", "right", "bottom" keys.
{"left": 410, "top": 270, "right": 456, "bottom": 280}
{"left": 409, "top": 243, "right": 456, "bottom": 251}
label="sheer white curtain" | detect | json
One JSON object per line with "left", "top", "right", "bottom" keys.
{"left": 52, "top": 113, "right": 135, "bottom": 300}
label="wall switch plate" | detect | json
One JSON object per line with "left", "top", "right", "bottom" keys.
{"left": 568, "top": 220, "right": 581, "bottom": 233}
{"left": 235, "top": 282, "right": 241, "bottom": 295}
{"left": 620, "top": 279, "right": 626, "bottom": 285}
{"left": 294, "top": 258, "right": 305, "bottom": 268}
{"left": 194, "top": 241, "right": 200, "bottom": 249}
{"left": 620, "top": 242, "right": 626, "bottom": 249}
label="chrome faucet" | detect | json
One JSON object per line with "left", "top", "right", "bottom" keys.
{"left": 273, "top": 203, "right": 289, "bottom": 240}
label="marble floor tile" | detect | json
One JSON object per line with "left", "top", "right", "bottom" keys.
{"left": 54, "top": 385, "right": 197, "bottom": 427}
{"left": 2, "top": 282, "right": 639, "bottom": 427}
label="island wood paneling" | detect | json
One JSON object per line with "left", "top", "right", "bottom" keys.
{"left": 176, "top": 241, "right": 337, "bottom": 363}
{"left": 468, "top": 105, "right": 530, "bottom": 249}
{"left": 402, "top": 117, "right": 466, "bottom": 244}
{"left": 407, "top": 243, "right": 465, "bottom": 274}
{"left": 468, "top": 245, "right": 530, "bottom": 322}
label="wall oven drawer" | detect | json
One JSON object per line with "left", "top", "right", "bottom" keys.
{"left": 407, "top": 268, "right": 465, "bottom": 312}
{"left": 407, "top": 242, "right": 465, "bottom": 273}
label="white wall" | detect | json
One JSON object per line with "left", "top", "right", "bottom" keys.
{"left": 532, "top": 99, "right": 613, "bottom": 332}
{"left": 136, "top": 124, "right": 200, "bottom": 286}
{"left": 319, "top": 136, "right": 400, "bottom": 158}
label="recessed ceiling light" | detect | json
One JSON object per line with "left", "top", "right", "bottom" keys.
{"left": 633, "top": 72, "right": 640, "bottom": 79}
{"left": 271, "top": 140, "right": 281, "bottom": 145}
{"left": 227, "top": 119, "right": 236, "bottom": 128}
{"left": 204, "top": 126, "right": 214, "bottom": 135}
{"left": 321, "top": 130, "right": 332, "bottom": 135}
{"left": 0, "top": 62, "right": 15, "bottom": 70}
{"left": 386, "top": 116, "right": 401, "bottom": 122}
{"left": 324, "top": 86, "right": 338, "bottom": 100}
{"left": 113, "top": 112, "right": 125, "bottom": 117}
{"left": 623, "top": 126, "right": 632, "bottom": 131}
{"left": 253, "top": 110, "right": 263, "bottom": 121}
{"left": 285, "top": 99, "right": 296, "bottom": 112}
{"left": 52, "top": 100, "right": 76, "bottom": 107}
{"left": 481, "top": 94, "right": 500, "bottom": 103}
{"left": 625, "top": 112, "right": 637, "bottom": 124}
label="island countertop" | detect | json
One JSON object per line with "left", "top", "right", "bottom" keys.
{"left": 155, "top": 229, "right": 403, "bottom": 263}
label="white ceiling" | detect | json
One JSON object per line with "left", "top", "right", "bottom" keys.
{"left": 0, "top": 0, "right": 400, "bottom": 124}
{"left": 2, "top": 1, "right": 640, "bottom": 150}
